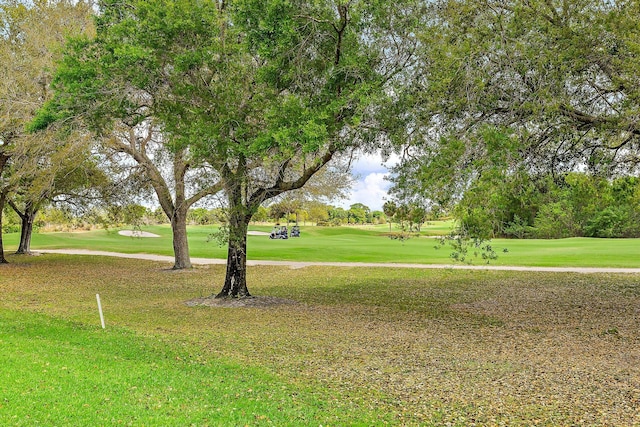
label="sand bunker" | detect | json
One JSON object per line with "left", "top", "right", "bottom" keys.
{"left": 118, "top": 230, "right": 161, "bottom": 238}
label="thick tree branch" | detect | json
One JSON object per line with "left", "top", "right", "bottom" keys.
{"left": 186, "top": 181, "right": 224, "bottom": 208}
{"left": 105, "top": 133, "right": 176, "bottom": 218}
{"left": 559, "top": 105, "right": 607, "bottom": 128}
{"left": 249, "top": 143, "right": 338, "bottom": 207}
{"left": 7, "top": 198, "right": 26, "bottom": 220}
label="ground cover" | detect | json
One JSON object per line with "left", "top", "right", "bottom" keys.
{"left": 0, "top": 310, "right": 386, "bottom": 426}
{"left": 1, "top": 254, "right": 639, "bottom": 425}
{"left": 4, "top": 223, "right": 640, "bottom": 267}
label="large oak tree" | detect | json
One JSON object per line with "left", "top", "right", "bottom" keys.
{"left": 103, "top": 122, "right": 224, "bottom": 269}
{"left": 37, "top": 0, "right": 420, "bottom": 297}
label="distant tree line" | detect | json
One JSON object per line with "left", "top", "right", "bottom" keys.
{"left": 2, "top": 201, "right": 393, "bottom": 233}
{"left": 456, "top": 172, "right": 640, "bottom": 239}
{"left": 7, "top": 170, "right": 638, "bottom": 241}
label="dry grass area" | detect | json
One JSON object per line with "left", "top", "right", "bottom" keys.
{"left": 1, "top": 254, "right": 639, "bottom": 426}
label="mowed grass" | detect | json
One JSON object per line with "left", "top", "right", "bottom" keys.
{"left": 4, "top": 222, "right": 640, "bottom": 267}
{"left": 1, "top": 254, "right": 640, "bottom": 425}
{"left": 0, "top": 311, "right": 384, "bottom": 426}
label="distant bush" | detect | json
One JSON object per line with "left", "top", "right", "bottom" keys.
{"left": 2, "top": 223, "right": 21, "bottom": 234}
{"left": 455, "top": 172, "right": 640, "bottom": 239}
{"left": 384, "top": 231, "right": 420, "bottom": 241}
{"left": 532, "top": 201, "right": 579, "bottom": 239}
{"left": 584, "top": 207, "right": 638, "bottom": 238}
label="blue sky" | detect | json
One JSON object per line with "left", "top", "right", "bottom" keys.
{"left": 336, "top": 153, "right": 397, "bottom": 211}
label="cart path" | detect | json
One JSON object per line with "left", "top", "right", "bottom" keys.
{"left": 35, "top": 249, "right": 640, "bottom": 274}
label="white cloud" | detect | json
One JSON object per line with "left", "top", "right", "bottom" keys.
{"left": 350, "top": 151, "right": 399, "bottom": 177}
{"left": 339, "top": 172, "right": 392, "bottom": 211}
{"left": 335, "top": 152, "right": 399, "bottom": 211}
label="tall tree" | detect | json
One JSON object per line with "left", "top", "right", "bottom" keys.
{"left": 382, "top": 200, "right": 397, "bottom": 231}
{"left": 0, "top": 0, "right": 94, "bottom": 262}
{"left": 8, "top": 130, "right": 108, "bottom": 254}
{"left": 185, "top": 0, "right": 420, "bottom": 297}
{"left": 102, "top": 122, "right": 224, "bottom": 269}
{"left": 0, "top": 150, "right": 9, "bottom": 263}
{"left": 37, "top": 0, "right": 421, "bottom": 297}
{"left": 29, "top": 0, "right": 235, "bottom": 271}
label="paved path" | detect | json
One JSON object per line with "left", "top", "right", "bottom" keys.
{"left": 36, "top": 249, "right": 640, "bottom": 274}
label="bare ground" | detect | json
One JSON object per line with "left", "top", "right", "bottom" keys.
{"left": 185, "top": 295, "right": 300, "bottom": 308}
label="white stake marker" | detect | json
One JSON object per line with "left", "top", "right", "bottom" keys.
{"left": 96, "top": 294, "right": 105, "bottom": 329}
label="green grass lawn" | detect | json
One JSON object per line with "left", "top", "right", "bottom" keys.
{"left": 4, "top": 222, "right": 640, "bottom": 267}
{"left": 2, "top": 254, "right": 639, "bottom": 425}
{"left": 0, "top": 310, "right": 386, "bottom": 426}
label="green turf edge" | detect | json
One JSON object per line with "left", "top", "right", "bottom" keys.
{"left": 0, "top": 309, "right": 398, "bottom": 427}
{"left": 4, "top": 224, "right": 640, "bottom": 268}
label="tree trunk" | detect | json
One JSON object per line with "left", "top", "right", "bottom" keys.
{"left": 215, "top": 204, "right": 251, "bottom": 299}
{"left": 0, "top": 192, "right": 7, "bottom": 264}
{"left": 171, "top": 205, "right": 192, "bottom": 269}
{"left": 0, "top": 152, "right": 9, "bottom": 264}
{"left": 15, "top": 203, "right": 37, "bottom": 255}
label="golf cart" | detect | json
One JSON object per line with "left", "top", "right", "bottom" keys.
{"left": 269, "top": 225, "right": 289, "bottom": 239}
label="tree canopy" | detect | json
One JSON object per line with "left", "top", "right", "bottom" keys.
{"left": 1, "top": 0, "right": 95, "bottom": 262}
{"left": 34, "top": 0, "right": 422, "bottom": 296}
{"left": 389, "top": 0, "right": 640, "bottom": 216}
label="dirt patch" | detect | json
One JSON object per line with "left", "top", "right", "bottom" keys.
{"left": 185, "top": 295, "right": 300, "bottom": 308}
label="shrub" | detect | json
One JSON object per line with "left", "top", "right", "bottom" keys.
{"left": 585, "top": 207, "right": 628, "bottom": 238}
{"left": 532, "top": 201, "right": 579, "bottom": 239}
{"left": 502, "top": 214, "right": 533, "bottom": 239}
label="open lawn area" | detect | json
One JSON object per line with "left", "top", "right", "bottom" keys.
{"left": 4, "top": 223, "right": 640, "bottom": 268}
{"left": 1, "top": 254, "right": 639, "bottom": 425}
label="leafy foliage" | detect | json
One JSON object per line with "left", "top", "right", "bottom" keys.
{"left": 453, "top": 172, "right": 640, "bottom": 239}
{"left": 388, "top": 0, "right": 640, "bottom": 239}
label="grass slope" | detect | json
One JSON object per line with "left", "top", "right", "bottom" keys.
{"left": 4, "top": 223, "right": 640, "bottom": 267}
{"left": 0, "top": 311, "right": 388, "bottom": 426}
{"left": 2, "top": 254, "right": 640, "bottom": 425}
